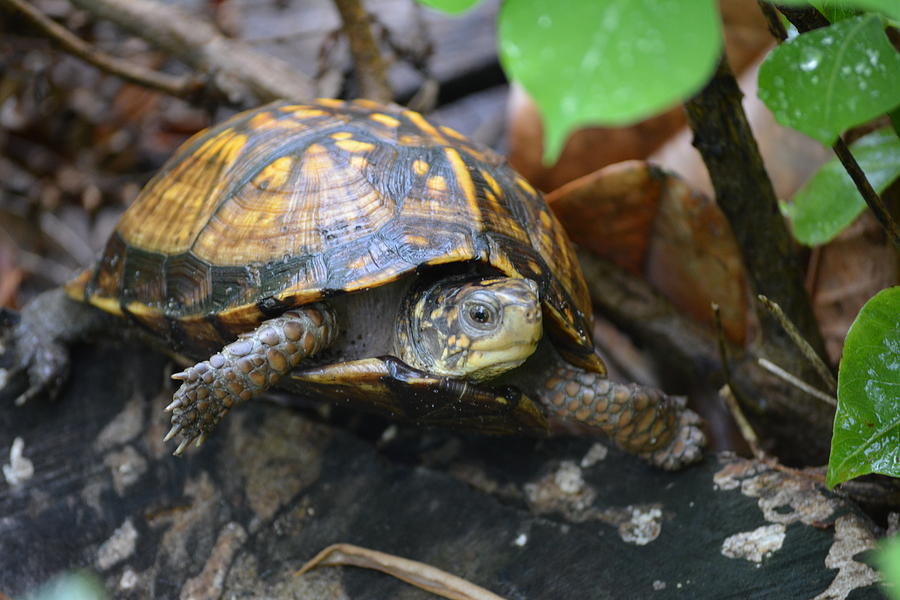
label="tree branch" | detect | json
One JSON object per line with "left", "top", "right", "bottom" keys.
{"left": 774, "top": 3, "right": 900, "bottom": 251}
{"left": 68, "top": 0, "right": 317, "bottom": 106}
{"left": 0, "top": 0, "right": 201, "bottom": 99}
{"left": 682, "top": 58, "right": 827, "bottom": 359}
{"left": 333, "top": 0, "right": 392, "bottom": 102}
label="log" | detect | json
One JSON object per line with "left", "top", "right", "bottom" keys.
{"left": 0, "top": 342, "right": 884, "bottom": 599}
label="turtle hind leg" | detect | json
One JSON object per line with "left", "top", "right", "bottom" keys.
{"left": 540, "top": 364, "right": 706, "bottom": 470}
{"left": 165, "top": 304, "right": 337, "bottom": 454}
{"left": 0, "top": 307, "right": 69, "bottom": 406}
{"left": 1, "top": 289, "right": 110, "bottom": 406}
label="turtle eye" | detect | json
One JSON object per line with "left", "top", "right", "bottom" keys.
{"left": 469, "top": 304, "right": 491, "bottom": 323}
{"left": 463, "top": 300, "right": 499, "bottom": 331}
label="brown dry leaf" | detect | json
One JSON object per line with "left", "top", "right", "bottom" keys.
{"left": 645, "top": 174, "right": 749, "bottom": 345}
{"left": 507, "top": 85, "right": 684, "bottom": 193}
{"left": 507, "top": 0, "right": 771, "bottom": 193}
{"left": 298, "top": 543, "right": 506, "bottom": 600}
{"left": 548, "top": 161, "right": 749, "bottom": 344}
{"left": 546, "top": 161, "right": 661, "bottom": 275}
{"left": 718, "top": 0, "right": 773, "bottom": 74}
{"left": 808, "top": 211, "right": 900, "bottom": 365}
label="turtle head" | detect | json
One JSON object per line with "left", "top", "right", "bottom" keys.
{"left": 397, "top": 276, "right": 542, "bottom": 381}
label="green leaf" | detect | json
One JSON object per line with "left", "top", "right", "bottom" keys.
{"left": 783, "top": 128, "right": 900, "bottom": 245}
{"left": 758, "top": 14, "right": 900, "bottom": 145}
{"left": 498, "top": 0, "right": 721, "bottom": 163}
{"left": 876, "top": 536, "right": 900, "bottom": 600}
{"left": 827, "top": 286, "right": 900, "bottom": 488}
{"left": 415, "top": 0, "right": 481, "bottom": 14}
{"left": 780, "top": 0, "right": 900, "bottom": 21}
{"left": 27, "top": 572, "right": 108, "bottom": 600}
{"left": 810, "top": 1, "right": 861, "bottom": 23}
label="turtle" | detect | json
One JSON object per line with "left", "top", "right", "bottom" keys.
{"left": 0, "top": 99, "right": 704, "bottom": 469}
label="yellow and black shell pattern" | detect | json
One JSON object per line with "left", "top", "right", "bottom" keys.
{"left": 66, "top": 99, "right": 602, "bottom": 373}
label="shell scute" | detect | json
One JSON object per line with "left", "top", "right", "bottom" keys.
{"left": 69, "top": 100, "right": 596, "bottom": 368}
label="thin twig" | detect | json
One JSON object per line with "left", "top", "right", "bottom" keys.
{"left": 720, "top": 384, "right": 824, "bottom": 482}
{"left": 711, "top": 304, "right": 732, "bottom": 383}
{"left": 831, "top": 138, "right": 900, "bottom": 250}
{"left": 298, "top": 543, "right": 506, "bottom": 600}
{"left": 69, "top": 0, "right": 316, "bottom": 105}
{"left": 39, "top": 212, "right": 98, "bottom": 267}
{"left": 719, "top": 384, "right": 765, "bottom": 461}
{"left": 332, "top": 0, "right": 392, "bottom": 102}
{"left": 714, "top": 303, "right": 763, "bottom": 459}
{"left": 758, "top": 295, "right": 836, "bottom": 392}
{"left": 757, "top": 358, "right": 836, "bottom": 406}
{"left": 0, "top": 0, "right": 200, "bottom": 99}
{"left": 772, "top": 3, "right": 900, "bottom": 251}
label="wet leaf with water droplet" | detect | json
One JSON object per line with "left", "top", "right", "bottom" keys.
{"left": 875, "top": 536, "right": 900, "bottom": 600}
{"left": 499, "top": 0, "right": 721, "bottom": 164}
{"left": 782, "top": 128, "right": 900, "bottom": 245}
{"left": 827, "top": 286, "right": 900, "bottom": 488}
{"left": 784, "top": 0, "right": 900, "bottom": 22}
{"left": 758, "top": 14, "right": 900, "bottom": 145}
{"left": 811, "top": 2, "right": 858, "bottom": 24}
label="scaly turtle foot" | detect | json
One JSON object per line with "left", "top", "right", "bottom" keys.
{"left": 164, "top": 305, "right": 336, "bottom": 454}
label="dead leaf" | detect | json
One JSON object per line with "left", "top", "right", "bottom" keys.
{"left": 546, "top": 161, "right": 661, "bottom": 275}
{"left": 808, "top": 210, "right": 900, "bottom": 364}
{"left": 548, "top": 161, "right": 749, "bottom": 344}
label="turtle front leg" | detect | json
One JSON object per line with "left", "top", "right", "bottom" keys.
{"left": 165, "top": 304, "right": 336, "bottom": 454}
{"left": 540, "top": 365, "right": 705, "bottom": 470}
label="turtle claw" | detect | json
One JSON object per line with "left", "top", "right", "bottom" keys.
{"left": 171, "top": 370, "right": 188, "bottom": 381}
{"left": 164, "top": 361, "right": 231, "bottom": 454}
{"left": 173, "top": 437, "right": 192, "bottom": 456}
{"left": 163, "top": 424, "right": 181, "bottom": 442}
{"left": 642, "top": 408, "right": 706, "bottom": 470}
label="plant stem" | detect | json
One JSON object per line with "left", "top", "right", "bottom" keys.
{"left": 68, "top": 0, "right": 316, "bottom": 105}
{"left": 757, "top": 359, "right": 836, "bottom": 406}
{"left": 774, "top": 3, "right": 900, "bottom": 251}
{"left": 333, "top": 0, "right": 393, "bottom": 102}
{"left": 683, "top": 57, "right": 827, "bottom": 362}
{"left": 758, "top": 294, "right": 836, "bottom": 392}
{"left": 832, "top": 137, "right": 900, "bottom": 250}
{"left": 0, "top": 0, "right": 200, "bottom": 99}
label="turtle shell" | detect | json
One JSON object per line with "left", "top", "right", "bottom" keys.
{"left": 66, "top": 99, "right": 603, "bottom": 373}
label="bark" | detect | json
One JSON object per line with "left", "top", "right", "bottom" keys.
{"left": 684, "top": 58, "right": 825, "bottom": 359}
{"left": 0, "top": 342, "right": 882, "bottom": 599}
{"left": 683, "top": 58, "right": 835, "bottom": 449}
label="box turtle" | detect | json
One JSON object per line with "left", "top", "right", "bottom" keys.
{"left": 1, "top": 99, "right": 704, "bottom": 469}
